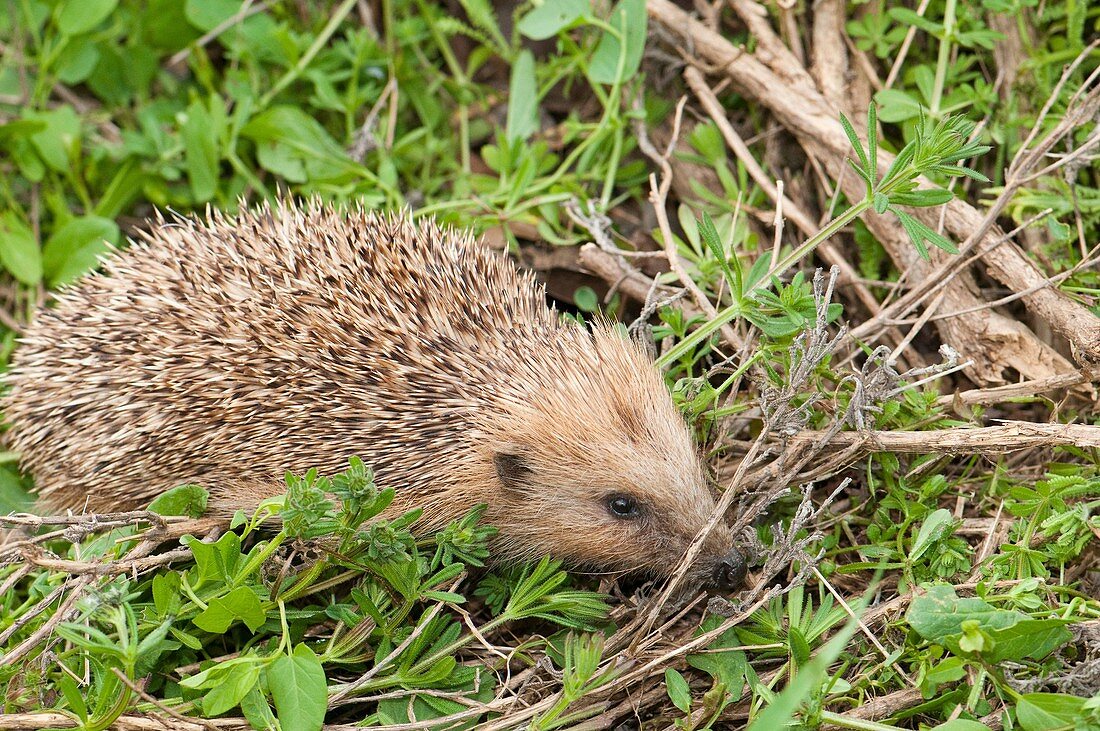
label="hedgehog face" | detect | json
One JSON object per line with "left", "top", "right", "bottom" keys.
{"left": 481, "top": 329, "right": 747, "bottom": 590}
{"left": 487, "top": 434, "right": 744, "bottom": 589}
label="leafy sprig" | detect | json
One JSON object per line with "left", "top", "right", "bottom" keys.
{"left": 841, "top": 104, "right": 990, "bottom": 258}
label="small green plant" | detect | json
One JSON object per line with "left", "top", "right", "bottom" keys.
{"left": 0, "top": 459, "right": 610, "bottom": 727}
{"left": 839, "top": 104, "right": 991, "bottom": 258}
{"left": 531, "top": 632, "right": 617, "bottom": 730}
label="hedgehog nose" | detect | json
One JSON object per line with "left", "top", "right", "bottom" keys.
{"left": 713, "top": 549, "right": 748, "bottom": 590}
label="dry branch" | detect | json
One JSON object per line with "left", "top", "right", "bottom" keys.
{"left": 789, "top": 421, "right": 1100, "bottom": 454}
{"left": 938, "top": 372, "right": 1091, "bottom": 407}
{"left": 0, "top": 713, "right": 248, "bottom": 730}
{"left": 824, "top": 688, "right": 927, "bottom": 728}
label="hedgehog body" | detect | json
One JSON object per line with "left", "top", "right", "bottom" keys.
{"left": 4, "top": 200, "right": 745, "bottom": 588}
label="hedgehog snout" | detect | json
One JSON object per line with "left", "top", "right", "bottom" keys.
{"left": 712, "top": 547, "right": 748, "bottom": 590}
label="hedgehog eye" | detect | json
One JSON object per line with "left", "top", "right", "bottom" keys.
{"left": 607, "top": 494, "right": 640, "bottom": 519}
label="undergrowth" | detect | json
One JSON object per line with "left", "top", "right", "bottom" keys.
{"left": 1, "top": 0, "right": 1098, "bottom": 729}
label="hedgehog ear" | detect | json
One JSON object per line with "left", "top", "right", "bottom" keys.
{"left": 493, "top": 446, "right": 533, "bottom": 494}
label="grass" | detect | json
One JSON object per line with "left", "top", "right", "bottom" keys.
{"left": 1, "top": 0, "right": 1099, "bottom": 729}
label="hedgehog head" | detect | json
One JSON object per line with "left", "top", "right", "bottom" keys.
{"left": 474, "top": 326, "right": 747, "bottom": 590}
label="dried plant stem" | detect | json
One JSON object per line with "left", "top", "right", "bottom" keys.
{"left": 789, "top": 421, "right": 1100, "bottom": 454}
{"left": 937, "top": 372, "right": 1090, "bottom": 407}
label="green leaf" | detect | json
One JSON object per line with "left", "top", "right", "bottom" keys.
{"left": 909, "top": 508, "right": 955, "bottom": 561}
{"left": 457, "top": 0, "right": 507, "bottom": 50}
{"left": 57, "top": 675, "right": 88, "bottom": 720}
{"left": 242, "top": 106, "right": 367, "bottom": 184}
{"left": 907, "top": 585, "right": 1020, "bottom": 640}
{"left": 866, "top": 102, "right": 878, "bottom": 177}
{"left": 588, "top": 0, "right": 646, "bottom": 85}
{"left": 184, "top": 531, "right": 243, "bottom": 588}
{"left": 184, "top": 0, "right": 242, "bottom": 32}
{"left": 573, "top": 286, "right": 599, "bottom": 312}
{"left": 875, "top": 89, "right": 923, "bottom": 123}
{"left": 957, "top": 620, "right": 987, "bottom": 653}
{"left": 922, "top": 656, "right": 967, "bottom": 692}
{"left": 889, "top": 188, "right": 955, "bottom": 207}
{"left": 788, "top": 627, "right": 813, "bottom": 667}
{"left": 148, "top": 484, "right": 209, "bottom": 518}
{"left": 240, "top": 684, "right": 278, "bottom": 731}
{"left": 0, "top": 212, "right": 42, "bottom": 285}
{"left": 42, "top": 215, "right": 119, "bottom": 287}
{"left": 839, "top": 111, "right": 868, "bottom": 172}
{"left": 931, "top": 720, "right": 992, "bottom": 731}
{"left": 872, "top": 192, "right": 890, "bottom": 214}
{"left": 688, "top": 616, "right": 747, "bottom": 699}
{"left": 906, "top": 584, "right": 1071, "bottom": 662}
{"left": 505, "top": 50, "right": 538, "bottom": 144}
{"left": 152, "top": 573, "right": 182, "bottom": 618}
{"left": 194, "top": 586, "right": 266, "bottom": 634}
{"left": 0, "top": 468, "right": 33, "bottom": 515}
{"left": 665, "top": 668, "right": 691, "bottom": 713}
{"left": 892, "top": 209, "right": 958, "bottom": 258}
{"left": 517, "top": 0, "right": 587, "bottom": 40}
{"left": 143, "top": 0, "right": 201, "bottom": 50}
{"left": 23, "top": 107, "right": 81, "bottom": 173}
{"left": 1016, "top": 693, "right": 1089, "bottom": 731}
{"left": 268, "top": 644, "right": 327, "bottom": 731}
{"left": 420, "top": 590, "right": 467, "bottom": 604}
{"left": 0, "top": 119, "right": 46, "bottom": 144}
{"left": 170, "top": 627, "right": 203, "bottom": 650}
{"left": 56, "top": 0, "right": 118, "bottom": 35}
{"left": 880, "top": 141, "right": 916, "bottom": 189}
{"left": 203, "top": 662, "right": 261, "bottom": 715}
{"left": 699, "top": 212, "right": 741, "bottom": 298}
{"left": 984, "top": 619, "right": 1072, "bottom": 663}
{"left": 744, "top": 253, "right": 772, "bottom": 292}
{"left": 183, "top": 98, "right": 219, "bottom": 203}
{"left": 95, "top": 160, "right": 145, "bottom": 219}
{"left": 943, "top": 165, "right": 989, "bottom": 183}
{"left": 887, "top": 7, "right": 942, "bottom": 33}
{"left": 135, "top": 620, "right": 177, "bottom": 677}
{"left": 55, "top": 39, "right": 101, "bottom": 84}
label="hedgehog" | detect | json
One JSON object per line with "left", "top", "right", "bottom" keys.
{"left": 2, "top": 199, "right": 747, "bottom": 589}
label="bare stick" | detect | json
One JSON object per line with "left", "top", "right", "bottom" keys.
{"left": 937, "top": 372, "right": 1090, "bottom": 407}
{"left": 788, "top": 421, "right": 1100, "bottom": 454}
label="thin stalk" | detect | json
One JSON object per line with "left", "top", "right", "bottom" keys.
{"left": 654, "top": 301, "right": 741, "bottom": 370}
{"left": 818, "top": 711, "right": 905, "bottom": 731}
{"left": 599, "top": 121, "right": 625, "bottom": 208}
{"left": 748, "top": 199, "right": 872, "bottom": 298}
{"left": 415, "top": 0, "right": 472, "bottom": 173}
{"left": 234, "top": 531, "right": 288, "bottom": 587}
{"left": 260, "top": 0, "right": 358, "bottom": 108}
{"left": 929, "top": 0, "right": 957, "bottom": 116}
{"left": 526, "top": 20, "right": 626, "bottom": 198}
